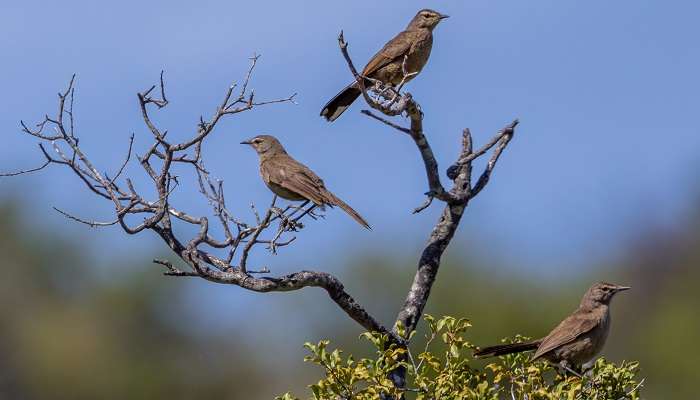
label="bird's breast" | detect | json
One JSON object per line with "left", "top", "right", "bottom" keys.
{"left": 406, "top": 34, "right": 433, "bottom": 73}
{"left": 265, "top": 181, "right": 306, "bottom": 201}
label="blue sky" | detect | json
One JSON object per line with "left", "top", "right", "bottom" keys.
{"left": 1, "top": 0, "right": 699, "bottom": 279}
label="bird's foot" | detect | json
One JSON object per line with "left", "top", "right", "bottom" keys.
{"left": 581, "top": 361, "right": 595, "bottom": 377}
{"left": 370, "top": 79, "right": 384, "bottom": 92}
{"left": 557, "top": 361, "right": 583, "bottom": 378}
{"left": 270, "top": 206, "right": 286, "bottom": 217}
{"left": 370, "top": 82, "right": 398, "bottom": 101}
{"left": 272, "top": 208, "right": 304, "bottom": 231}
{"left": 280, "top": 217, "right": 304, "bottom": 232}
{"left": 306, "top": 207, "right": 326, "bottom": 220}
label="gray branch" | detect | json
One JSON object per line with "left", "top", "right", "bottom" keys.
{"left": 337, "top": 32, "right": 520, "bottom": 391}
{"left": 395, "top": 120, "right": 518, "bottom": 333}
{"left": 8, "top": 57, "right": 396, "bottom": 342}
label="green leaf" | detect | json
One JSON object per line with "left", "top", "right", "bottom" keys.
{"left": 449, "top": 344, "right": 460, "bottom": 358}
{"left": 285, "top": 316, "right": 644, "bottom": 400}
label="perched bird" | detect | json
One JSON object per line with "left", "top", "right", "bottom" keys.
{"left": 473, "top": 282, "right": 630, "bottom": 369}
{"left": 241, "top": 135, "right": 371, "bottom": 229}
{"left": 320, "top": 9, "right": 449, "bottom": 122}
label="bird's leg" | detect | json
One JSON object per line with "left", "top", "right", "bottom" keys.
{"left": 388, "top": 86, "right": 402, "bottom": 105}
{"left": 557, "top": 361, "right": 583, "bottom": 378}
{"left": 293, "top": 204, "right": 318, "bottom": 223}
{"left": 371, "top": 79, "right": 396, "bottom": 106}
{"left": 391, "top": 54, "right": 418, "bottom": 104}
{"left": 581, "top": 360, "right": 595, "bottom": 374}
{"left": 368, "top": 77, "right": 384, "bottom": 92}
{"left": 376, "top": 82, "right": 393, "bottom": 97}
{"left": 275, "top": 201, "right": 309, "bottom": 232}
{"left": 370, "top": 79, "right": 400, "bottom": 106}
{"left": 304, "top": 205, "right": 326, "bottom": 220}
{"left": 579, "top": 360, "right": 601, "bottom": 393}
{"left": 267, "top": 225, "right": 294, "bottom": 255}
{"left": 269, "top": 206, "right": 287, "bottom": 219}
{"left": 395, "top": 73, "right": 417, "bottom": 95}
{"left": 309, "top": 208, "right": 325, "bottom": 219}
{"left": 284, "top": 200, "right": 309, "bottom": 219}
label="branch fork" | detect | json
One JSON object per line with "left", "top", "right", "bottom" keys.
{"left": 337, "top": 32, "right": 521, "bottom": 390}
{"left": 4, "top": 28, "right": 521, "bottom": 368}
{"left": 4, "top": 56, "right": 395, "bottom": 341}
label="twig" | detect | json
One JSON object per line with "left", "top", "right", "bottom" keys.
{"left": 412, "top": 195, "right": 434, "bottom": 214}
{"left": 335, "top": 31, "right": 522, "bottom": 392}
{"left": 361, "top": 110, "right": 410, "bottom": 134}
{"left": 617, "top": 378, "right": 645, "bottom": 400}
{"left": 53, "top": 207, "right": 119, "bottom": 227}
{"left": 108, "top": 133, "right": 135, "bottom": 186}
{"left": 0, "top": 159, "right": 50, "bottom": 177}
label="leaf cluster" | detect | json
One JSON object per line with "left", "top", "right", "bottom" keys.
{"left": 277, "top": 315, "right": 643, "bottom": 400}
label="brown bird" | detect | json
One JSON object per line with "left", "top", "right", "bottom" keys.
{"left": 241, "top": 135, "right": 371, "bottom": 229}
{"left": 473, "top": 282, "right": 630, "bottom": 369}
{"left": 320, "top": 9, "right": 449, "bottom": 122}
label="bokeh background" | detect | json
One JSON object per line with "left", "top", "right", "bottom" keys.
{"left": 1, "top": 0, "right": 698, "bottom": 398}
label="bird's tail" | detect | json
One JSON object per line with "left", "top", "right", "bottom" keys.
{"left": 320, "top": 82, "right": 362, "bottom": 122}
{"left": 473, "top": 340, "right": 541, "bottom": 358}
{"left": 324, "top": 191, "right": 371, "bottom": 229}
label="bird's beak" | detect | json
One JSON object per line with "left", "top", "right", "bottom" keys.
{"left": 240, "top": 139, "right": 252, "bottom": 145}
{"left": 615, "top": 286, "right": 631, "bottom": 292}
{"left": 439, "top": 14, "right": 450, "bottom": 20}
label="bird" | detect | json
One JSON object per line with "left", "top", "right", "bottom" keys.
{"left": 241, "top": 135, "right": 371, "bottom": 229}
{"left": 320, "top": 9, "right": 449, "bottom": 122}
{"left": 473, "top": 282, "right": 630, "bottom": 370}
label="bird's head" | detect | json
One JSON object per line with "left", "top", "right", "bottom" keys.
{"left": 241, "top": 134, "right": 286, "bottom": 156}
{"left": 408, "top": 9, "right": 449, "bottom": 30}
{"left": 582, "top": 282, "right": 631, "bottom": 307}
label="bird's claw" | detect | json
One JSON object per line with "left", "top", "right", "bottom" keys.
{"left": 270, "top": 206, "right": 285, "bottom": 217}
{"left": 307, "top": 208, "right": 325, "bottom": 220}
{"left": 557, "top": 361, "right": 583, "bottom": 378}
{"left": 280, "top": 217, "right": 304, "bottom": 232}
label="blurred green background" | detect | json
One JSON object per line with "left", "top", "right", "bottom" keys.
{"left": 0, "top": 196, "right": 697, "bottom": 399}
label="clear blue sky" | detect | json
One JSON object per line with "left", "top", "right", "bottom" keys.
{"left": 2, "top": 0, "right": 699, "bottom": 278}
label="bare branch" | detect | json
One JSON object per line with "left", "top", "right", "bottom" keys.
{"left": 53, "top": 206, "right": 119, "bottom": 227}
{"left": 239, "top": 196, "right": 277, "bottom": 274}
{"left": 412, "top": 195, "right": 434, "bottom": 214}
{"left": 154, "top": 259, "right": 200, "bottom": 276}
{"left": 471, "top": 120, "right": 519, "bottom": 197}
{"left": 452, "top": 119, "right": 519, "bottom": 169}
{"left": 337, "top": 31, "right": 410, "bottom": 117}
{"left": 7, "top": 57, "right": 395, "bottom": 348}
{"left": 108, "top": 133, "right": 135, "bottom": 187}
{"left": 9, "top": 33, "right": 520, "bottom": 387}
{"left": 168, "top": 262, "right": 397, "bottom": 341}
{"left": 394, "top": 120, "right": 520, "bottom": 339}
{"left": 361, "top": 110, "right": 410, "bottom": 134}
{"left": 0, "top": 159, "right": 50, "bottom": 177}
{"left": 339, "top": 34, "right": 453, "bottom": 205}
{"left": 335, "top": 31, "right": 521, "bottom": 391}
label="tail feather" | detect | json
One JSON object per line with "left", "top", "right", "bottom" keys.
{"left": 473, "top": 340, "right": 541, "bottom": 358}
{"left": 320, "top": 82, "right": 362, "bottom": 122}
{"left": 323, "top": 191, "right": 371, "bottom": 230}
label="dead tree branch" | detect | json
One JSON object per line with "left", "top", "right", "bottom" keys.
{"left": 338, "top": 32, "right": 520, "bottom": 388}
{"left": 6, "top": 57, "right": 395, "bottom": 341}
{"left": 5, "top": 29, "right": 519, "bottom": 380}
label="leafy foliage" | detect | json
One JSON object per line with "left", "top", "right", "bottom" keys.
{"left": 277, "top": 315, "right": 643, "bottom": 400}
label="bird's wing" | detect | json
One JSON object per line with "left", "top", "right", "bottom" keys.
{"left": 533, "top": 309, "right": 601, "bottom": 360}
{"left": 362, "top": 30, "right": 413, "bottom": 77}
{"left": 264, "top": 156, "right": 328, "bottom": 205}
